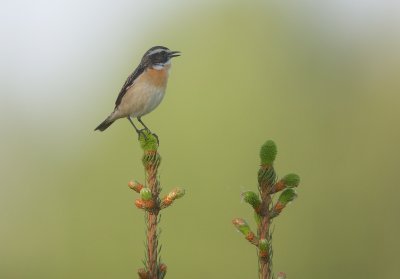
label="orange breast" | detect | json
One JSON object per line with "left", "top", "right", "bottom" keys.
{"left": 143, "top": 66, "right": 169, "bottom": 87}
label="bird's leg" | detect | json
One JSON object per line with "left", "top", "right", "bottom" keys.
{"left": 127, "top": 117, "right": 147, "bottom": 139}
{"left": 138, "top": 117, "right": 159, "bottom": 144}
{"left": 127, "top": 116, "right": 140, "bottom": 133}
{"left": 138, "top": 117, "right": 151, "bottom": 132}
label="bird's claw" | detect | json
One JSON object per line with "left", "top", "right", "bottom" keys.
{"left": 152, "top": 133, "right": 159, "bottom": 145}
{"left": 137, "top": 129, "right": 159, "bottom": 145}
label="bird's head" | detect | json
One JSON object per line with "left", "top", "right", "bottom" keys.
{"left": 142, "top": 46, "right": 181, "bottom": 70}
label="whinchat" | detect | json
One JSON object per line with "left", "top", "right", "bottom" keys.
{"left": 95, "top": 46, "right": 181, "bottom": 134}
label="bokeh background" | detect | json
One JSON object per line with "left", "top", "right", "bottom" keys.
{"left": 1, "top": 1, "right": 400, "bottom": 278}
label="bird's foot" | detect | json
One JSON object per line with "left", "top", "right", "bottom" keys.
{"left": 137, "top": 129, "right": 159, "bottom": 145}
{"left": 141, "top": 128, "right": 159, "bottom": 145}
{"left": 152, "top": 133, "right": 159, "bottom": 145}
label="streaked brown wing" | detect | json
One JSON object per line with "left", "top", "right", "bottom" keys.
{"left": 114, "top": 64, "right": 145, "bottom": 108}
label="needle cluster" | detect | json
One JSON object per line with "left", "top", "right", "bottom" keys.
{"left": 232, "top": 140, "right": 300, "bottom": 279}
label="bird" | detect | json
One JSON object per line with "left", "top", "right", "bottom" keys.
{"left": 94, "top": 46, "right": 181, "bottom": 135}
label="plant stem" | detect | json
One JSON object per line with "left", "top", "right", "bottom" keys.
{"left": 143, "top": 150, "right": 161, "bottom": 279}
{"left": 132, "top": 132, "right": 184, "bottom": 279}
{"left": 146, "top": 212, "right": 158, "bottom": 279}
{"left": 258, "top": 187, "right": 272, "bottom": 279}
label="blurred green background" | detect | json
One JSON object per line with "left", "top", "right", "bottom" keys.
{"left": 1, "top": 1, "right": 400, "bottom": 278}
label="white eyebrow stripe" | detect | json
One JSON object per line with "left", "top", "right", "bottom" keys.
{"left": 147, "top": 48, "right": 167, "bottom": 56}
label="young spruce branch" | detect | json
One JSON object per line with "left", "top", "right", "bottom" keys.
{"left": 232, "top": 140, "right": 300, "bottom": 279}
{"left": 128, "top": 131, "right": 185, "bottom": 279}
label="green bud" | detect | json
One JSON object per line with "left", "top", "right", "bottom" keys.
{"left": 140, "top": 188, "right": 152, "bottom": 201}
{"left": 139, "top": 130, "right": 158, "bottom": 151}
{"left": 175, "top": 188, "right": 185, "bottom": 199}
{"left": 282, "top": 173, "right": 300, "bottom": 188}
{"left": 167, "top": 187, "right": 185, "bottom": 200}
{"left": 278, "top": 188, "right": 297, "bottom": 205}
{"left": 242, "top": 191, "right": 261, "bottom": 209}
{"left": 232, "top": 218, "right": 251, "bottom": 236}
{"left": 259, "top": 140, "right": 277, "bottom": 165}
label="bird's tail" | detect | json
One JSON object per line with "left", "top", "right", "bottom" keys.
{"left": 95, "top": 114, "right": 115, "bottom": 131}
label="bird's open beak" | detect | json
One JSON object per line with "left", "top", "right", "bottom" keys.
{"left": 168, "top": 51, "right": 181, "bottom": 58}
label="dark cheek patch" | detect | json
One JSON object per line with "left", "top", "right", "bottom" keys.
{"left": 153, "top": 53, "right": 168, "bottom": 64}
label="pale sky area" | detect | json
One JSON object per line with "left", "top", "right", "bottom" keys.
{"left": 1, "top": 0, "right": 399, "bottom": 104}
{"left": 0, "top": 0, "right": 398, "bottom": 141}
